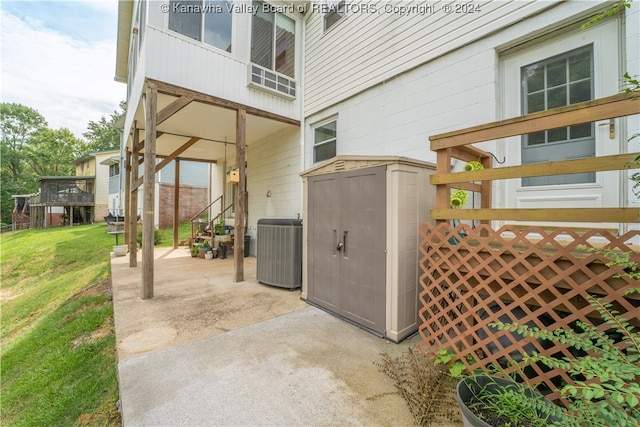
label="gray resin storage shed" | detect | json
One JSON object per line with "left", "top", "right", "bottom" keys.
{"left": 300, "top": 156, "right": 436, "bottom": 342}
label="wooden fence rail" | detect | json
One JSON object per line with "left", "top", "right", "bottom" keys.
{"left": 420, "top": 91, "right": 640, "bottom": 403}
{"left": 428, "top": 91, "right": 640, "bottom": 224}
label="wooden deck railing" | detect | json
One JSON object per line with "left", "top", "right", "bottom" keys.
{"left": 419, "top": 91, "right": 640, "bottom": 403}
{"left": 429, "top": 91, "right": 640, "bottom": 224}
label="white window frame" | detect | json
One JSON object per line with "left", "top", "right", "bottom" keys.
{"left": 313, "top": 119, "right": 337, "bottom": 163}
{"left": 167, "top": 0, "right": 233, "bottom": 54}
{"left": 324, "top": 0, "right": 345, "bottom": 32}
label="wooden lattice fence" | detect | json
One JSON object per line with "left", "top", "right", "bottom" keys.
{"left": 418, "top": 223, "right": 639, "bottom": 401}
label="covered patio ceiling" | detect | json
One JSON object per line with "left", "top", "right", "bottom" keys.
{"left": 127, "top": 91, "right": 298, "bottom": 163}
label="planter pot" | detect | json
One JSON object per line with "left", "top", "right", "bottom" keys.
{"left": 204, "top": 251, "right": 214, "bottom": 259}
{"left": 456, "top": 375, "right": 557, "bottom": 427}
{"left": 198, "top": 247, "right": 210, "bottom": 258}
{"left": 215, "top": 234, "right": 231, "bottom": 243}
{"left": 113, "top": 244, "right": 128, "bottom": 257}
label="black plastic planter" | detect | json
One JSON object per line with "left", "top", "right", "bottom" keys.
{"left": 456, "top": 375, "right": 557, "bottom": 427}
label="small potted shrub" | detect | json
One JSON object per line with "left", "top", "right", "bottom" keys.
{"left": 452, "top": 290, "right": 640, "bottom": 427}
{"left": 456, "top": 374, "right": 555, "bottom": 427}
{"left": 198, "top": 240, "right": 211, "bottom": 258}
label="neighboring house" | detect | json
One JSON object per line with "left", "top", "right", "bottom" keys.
{"left": 74, "top": 150, "right": 121, "bottom": 220}
{"left": 101, "top": 151, "right": 209, "bottom": 228}
{"left": 29, "top": 176, "right": 95, "bottom": 228}
{"left": 115, "top": 0, "right": 639, "bottom": 334}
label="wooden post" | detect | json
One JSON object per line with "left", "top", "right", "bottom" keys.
{"left": 234, "top": 109, "right": 246, "bottom": 282}
{"left": 173, "top": 159, "right": 180, "bottom": 248}
{"left": 129, "top": 126, "right": 140, "bottom": 268}
{"left": 124, "top": 148, "right": 131, "bottom": 246}
{"left": 435, "top": 148, "right": 452, "bottom": 224}
{"left": 142, "top": 83, "right": 157, "bottom": 299}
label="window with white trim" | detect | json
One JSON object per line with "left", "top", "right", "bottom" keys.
{"left": 168, "top": 0, "right": 232, "bottom": 53}
{"left": 313, "top": 120, "right": 336, "bottom": 163}
{"left": 324, "top": 0, "right": 345, "bottom": 31}
{"left": 521, "top": 45, "right": 594, "bottom": 186}
{"left": 109, "top": 163, "right": 120, "bottom": 177}
{"left": 251, "top": 1, "right": 295, "bottom": 78}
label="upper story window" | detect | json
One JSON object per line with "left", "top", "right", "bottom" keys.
{"left": 168, "top": 0, "right": 232, "bottom": 53}
{"left": 251, "top": 1, "right": 295, "bottom": 78}
{"left": 313, "top": 120, "right": 337, "bottom": 163}
{"left": 109, "top": 164, "right": 120, "bottom": 177}
{"left": 324, "top": 0, "right": 345, "bottom": 31}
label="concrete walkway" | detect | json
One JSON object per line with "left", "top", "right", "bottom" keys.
{"left": 111, "top": 247, "right": 419, "bottom": 426}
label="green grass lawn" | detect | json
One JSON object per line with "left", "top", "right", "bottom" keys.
{"left": 1, "top": 224, "right": 121, "bottom": 426}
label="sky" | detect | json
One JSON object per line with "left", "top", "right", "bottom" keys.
{"left": 0, "top": 0, "right": 126, "bottom": 139}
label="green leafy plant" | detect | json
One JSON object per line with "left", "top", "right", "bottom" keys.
{"left": 214, "top": 217, "right": 225, "bottom": 235}
{"left": 580, "top": 1, "right": 632, "bottom": 30}
{"left": 434, "top": 348, "right": 470, "bottom": 379}
{"left": 190, "top": 243, "right": 200, "bottom": 257}
{"left": 461, "top": 375, "right": 553, "bottom": 427}
{"left": 136, "top": 227, "right": 162, "bottom": 247}
{"left": 588, "top": 247, "right": 640, "bottom": 280}
{"left": 491, "top": 293, "right": 640, "bottom": 427}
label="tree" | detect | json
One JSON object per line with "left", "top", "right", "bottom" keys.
{"left": 25, "top": 128, "right": 87, "bottom": 178}
{"left": 83, "top": 101, "right": 126, "bottom": 152}
{"left": 1, "top": 103, "right": 47, "bottom": 182}
{"left": 0, "top": 103, "right": 47, "bottom": 225}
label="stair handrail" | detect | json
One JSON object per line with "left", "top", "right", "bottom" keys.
{"left": 190, "top": 195, "right": 222, "bottom": 223}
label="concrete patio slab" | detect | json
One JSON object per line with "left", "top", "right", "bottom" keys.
{"left": 111, "top": 246, "right": 420, "bottom": 426}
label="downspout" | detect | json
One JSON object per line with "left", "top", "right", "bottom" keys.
{"left": 299, "top": 7, "right": 311, "bottom": 216}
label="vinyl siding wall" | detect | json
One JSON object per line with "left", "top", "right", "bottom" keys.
{"left": 304, "top": 1, "right": 635, "bottom": 184}
{"left": 303, "top": 0, "right": 584, "bottom": 116}
{"left": 246, "top": 126, "right": 302, "bottom": 255}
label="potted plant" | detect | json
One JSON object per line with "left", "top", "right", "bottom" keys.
{"left": 190, "top": 243, "right": 200, "bottom": 257}
{"left": 490, "top": 292, "right": 640, "bottom": 427}
{"left": 456, "top": 374, "right": 555, "bottom": 427}
{"left": 214, "top": 217, "right": 231, "bottom": 244}
{"left": 198, "top": 240, "right": 211, "bottom": 258}
{"left": 451, "top": 290, "right": 640, "bottom": 427}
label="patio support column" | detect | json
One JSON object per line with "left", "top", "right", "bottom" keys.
{"left": 234, "top": 108, "right": 246, "bottom": 282}
{"left": 124, "top": 147, "right": 131, "bottom": 246}
{"left": 173, "top": 159, "right": 180, "bottom": 248}
{"left": 142, "top": 83, "right": 157, "bottom": 299}
{"left": 129, "top": 126, "right": 140, "bottom": 267}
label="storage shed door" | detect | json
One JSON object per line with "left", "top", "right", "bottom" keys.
{"left": 307, "top": 166, "right": 386, "bottom": 335}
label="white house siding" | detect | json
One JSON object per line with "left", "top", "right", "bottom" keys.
{"left": 94, "top": 153, "right": 116, "bottom": 219}
{"left": 246, "top": 126, "right": 302, "bottom": 255}
{"left": 303, "top": 0, "right": 576, "bottom": 116}
{"left": 305, "top": 44, "right": 498, "bottom": 167}
{"left": 304, "top": 1, "right": 636, "bottom": 231}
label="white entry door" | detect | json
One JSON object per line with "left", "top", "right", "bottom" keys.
{"left": 500, "top": 18, "right": 623, "bottom": 230}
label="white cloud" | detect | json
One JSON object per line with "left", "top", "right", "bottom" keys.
{"left": 0, "top": 4, "right": 126, "bottom": 139}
